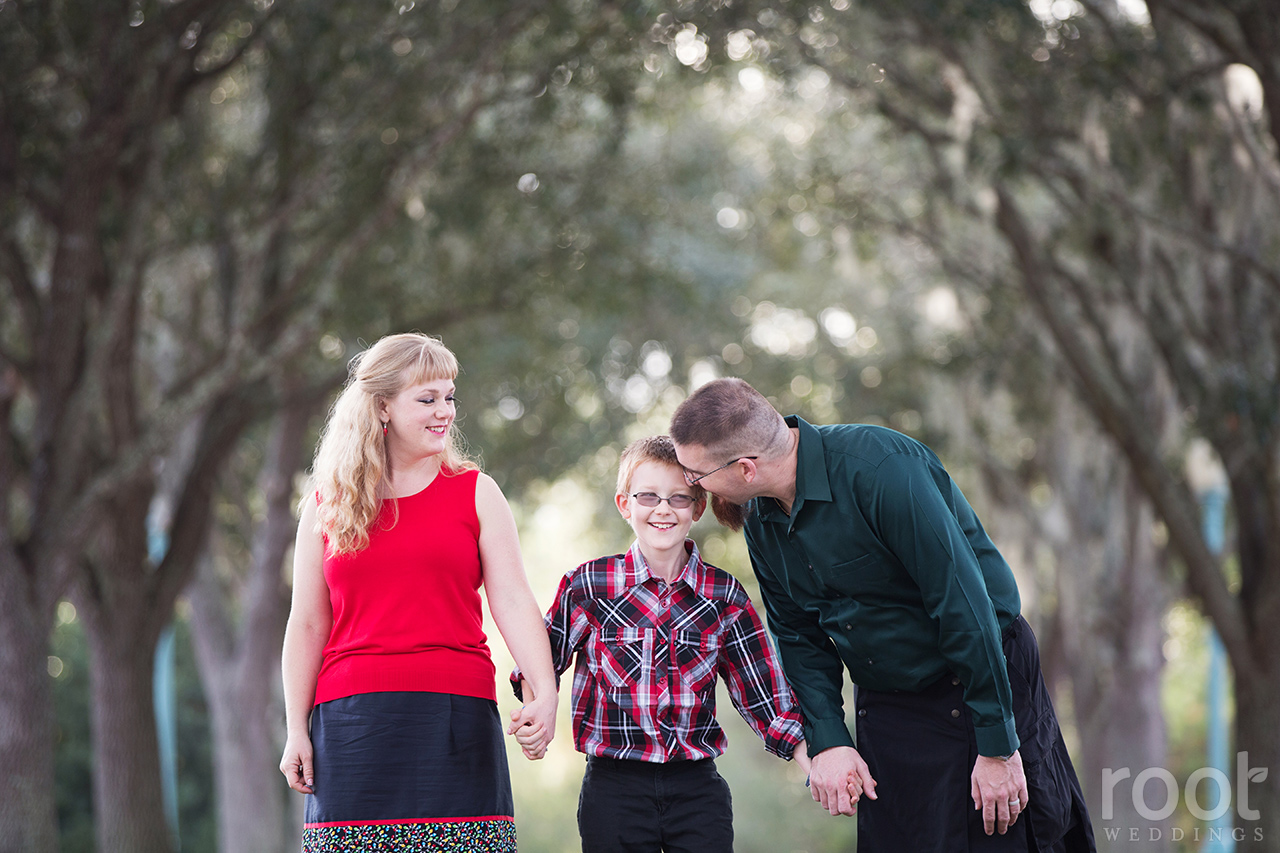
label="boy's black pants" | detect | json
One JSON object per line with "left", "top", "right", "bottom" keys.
{"left": 578, "top": 755, "right": 733, "bottom": 853}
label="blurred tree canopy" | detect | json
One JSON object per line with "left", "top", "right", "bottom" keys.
{"left": 0, "top": 0, "right": 678, "bottom": 848}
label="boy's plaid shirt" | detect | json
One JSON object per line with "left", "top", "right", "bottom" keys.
{"left": 513, "top": 540, "right": 805, "bottom": 763}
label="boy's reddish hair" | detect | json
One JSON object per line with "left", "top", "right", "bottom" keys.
{"left": 616, "top": 435, "right": 706, "bottom": 504}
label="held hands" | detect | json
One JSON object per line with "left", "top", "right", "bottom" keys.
{"left": 507, "top": 678, "right": 557, "bottom": 760}
{"left": 280, "top": 732, "right": 315, "bottom": 794}
{"left": 808, "top": 745, "right": 878, "bottom": 817}
{"left": 793, "top": 740, "right": 812, "bottom": 775}
{"left": 971, "top": 750, "right": 1030, "bottom": 835}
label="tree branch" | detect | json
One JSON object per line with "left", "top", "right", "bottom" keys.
{"left": 258, "top": 72, "right": 504, "bottom": 334}
{"left": 1046, "top": 255, "right": 1144, "bottom": 415}
{"left": 1034, "top": 155, "right": 1280, "bottom": 293}
{"left": 49, "top": 318, "right": 313, "bottom": 562}
{"left": 994, "top": 185, "right": 1256, "bottom": 676}
{"left": 0, "top": 228, "right": 37, "bottom": 325}
{"left": 152, "top": 386, "right": 264, "bottom": 620}
{"left": 186, "top": 557, "right": 236, "bottom": 667}
{"left": 239, "top": 393, "right": 313, "bottom": 664}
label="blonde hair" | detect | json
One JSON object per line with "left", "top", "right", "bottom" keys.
{"left": 616, "top": 435, "right": 706, "bottom": 504}
{"left": 307, "top": 333, "right": 477, "bottom": 554}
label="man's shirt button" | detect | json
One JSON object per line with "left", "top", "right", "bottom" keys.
{"left": 951, "top": 709, "right": 961, "bottom": 718}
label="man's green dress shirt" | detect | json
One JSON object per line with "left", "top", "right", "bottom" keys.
{"left": 743, "top": 416, "right": 1022, "bottom": 758}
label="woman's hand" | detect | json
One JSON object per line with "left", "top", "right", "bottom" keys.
{"left": 507, "top": 680, "right": 557, "bottom": 760}
{"left": 280, "top": 732, "right": 315, "bottom": 794}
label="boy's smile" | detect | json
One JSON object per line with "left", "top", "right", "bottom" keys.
{"left": 616, "top": 460, "right": 705, "bottom": 579}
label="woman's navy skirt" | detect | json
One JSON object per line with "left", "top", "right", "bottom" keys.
{"left": 303, "top": 691, "right": 516, "bottom": 853}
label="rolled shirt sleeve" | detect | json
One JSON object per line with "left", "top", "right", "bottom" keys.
{"left": 715, "top": 592, "right": 809, "bottom": 759}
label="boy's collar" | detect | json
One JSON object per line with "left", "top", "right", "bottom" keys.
{"left": 624, "top": 540, "right": 709, "bottom": 596}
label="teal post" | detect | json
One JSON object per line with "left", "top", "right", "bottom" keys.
{"left": 1201, "top": 485, "right": 1233, "bottom": 852}
{"left": 149, "top": 522, "right": 181, "bottom": 849}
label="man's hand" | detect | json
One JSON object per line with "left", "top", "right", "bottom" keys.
{"left": 971, "top": 751, "right": 1029, "bottom": 835}
{"left": 808, "top": 745, "right": 878, "bottom": 816}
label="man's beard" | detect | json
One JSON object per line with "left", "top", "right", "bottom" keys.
{"left": 710, "top": 494, "right": 752, "bottom": 532}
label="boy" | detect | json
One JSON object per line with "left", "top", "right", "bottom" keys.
{"left": 511, "top": 435, "right": 809, "bottom": 853}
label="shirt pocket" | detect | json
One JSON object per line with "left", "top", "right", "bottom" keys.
{"left": 819, "top": 553, "right": 897, "bottom": 598}
{"left": 592, "top": 626, "right": 652, "bottom": 691}
{"left": 673, "top": 628, "right": 720, "bottom": 696}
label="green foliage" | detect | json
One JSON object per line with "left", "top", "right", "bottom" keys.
{"left": 173, "top": 618, "right": 218, "bottom": 853}
{"left": 51, "top": 609, "right": 93, "bottom": 851}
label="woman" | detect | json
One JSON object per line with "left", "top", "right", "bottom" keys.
{"left": 280, "top": 333, "right": 556, "bottom": 852}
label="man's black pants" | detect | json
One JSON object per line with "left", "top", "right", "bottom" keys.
{"left": 577, "top": 755, "right": 734, "bottom": 853}
{"left": 855, "top": 615, "right": 1096, "bottom": 852}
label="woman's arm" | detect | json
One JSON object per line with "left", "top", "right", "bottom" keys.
{"left": 279, "top": 497, "right": 333, "bottom": 794}
{"left": 475, "top": 472, "right": 557, "bottom": 757}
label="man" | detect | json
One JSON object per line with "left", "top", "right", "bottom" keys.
{"left": 671, "top": 378, "right": 1094, "bottom": 852}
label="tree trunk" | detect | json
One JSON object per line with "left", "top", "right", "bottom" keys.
{"left": 190, "top": 553, "right": 293, "bottom": 853}
{"left": 1042, "top": 396, "right": 1171, "bottom": 851}
{"left": 0, "top": 567, "right": 58, "bottom": 853}
{"left": 1233, "top": 670, "right": 1280, "bottom": 851}
{"left": 205, "top": 667, "right": 291, "bottom": 853}
{"left": 1057, "top": 487, "right": 1169, "bottom": 850}
{"left": 188, "top": 399, "right": 314, "bottom": 853}
{"left": 77, "top": 582, "right": 172, "bottom": 853}
{"left": 1226, "top": 466, "right": 1280, "bottom": 850}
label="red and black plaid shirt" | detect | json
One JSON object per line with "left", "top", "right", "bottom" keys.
{"left": 514, "top": 540, "right": 805, "bottom": 763}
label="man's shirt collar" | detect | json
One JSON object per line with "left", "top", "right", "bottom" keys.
{"left": 754, "top": 415, "right": 832, "bottom": 526}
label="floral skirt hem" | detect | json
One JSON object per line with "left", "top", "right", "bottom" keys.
{"left": 302, "top": 816, "right": 517, "bottom": 853}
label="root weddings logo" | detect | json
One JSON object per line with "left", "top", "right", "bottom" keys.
{"left": 1100, "top": 752, "right": 1268, "bottom": 843}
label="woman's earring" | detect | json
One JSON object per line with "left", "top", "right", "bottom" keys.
{"left": 382, "top": 421, "right": 388, "bottom": 436}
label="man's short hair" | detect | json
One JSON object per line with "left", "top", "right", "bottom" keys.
{"left": 670, "top": 378, "right": 788, "bottom": 460}
{"left": 616, "top": 435, "right": 707, "bottom": 503}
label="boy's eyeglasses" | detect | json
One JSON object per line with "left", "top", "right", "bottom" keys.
{"left": 630, "top": 492, "right": 697, "bottom": 509}
{"left": 682, "top": 456, "right": 758, "bottom": 486}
